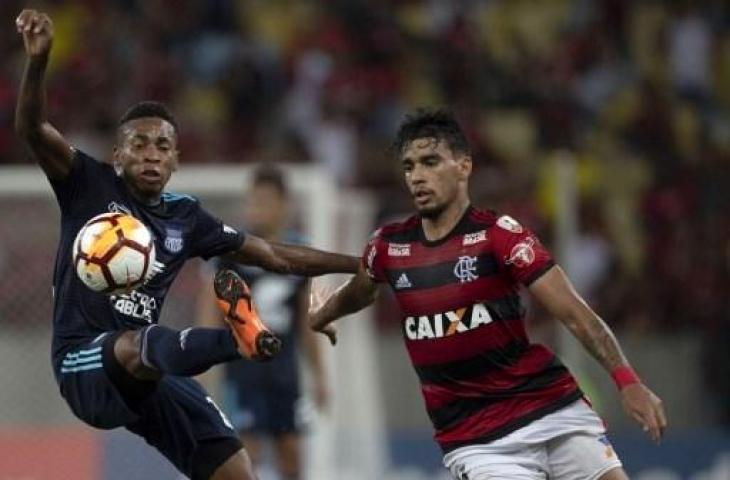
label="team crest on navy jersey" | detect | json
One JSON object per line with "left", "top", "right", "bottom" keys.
{"left": 164, "top": 227, "right": 184, "bottom": 253}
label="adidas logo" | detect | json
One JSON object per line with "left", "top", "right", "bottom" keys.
{"left": 395, "top": 273, "right": 412, "bottom": 290}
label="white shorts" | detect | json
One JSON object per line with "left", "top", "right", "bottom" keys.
{"left": 443, "top": 400, "right": 623, "bottom": 480}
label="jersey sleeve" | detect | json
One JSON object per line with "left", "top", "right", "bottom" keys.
{"left": 49, "top": 148, "right": 109, "bottom": 214}
{"left": 189, "top": 205, "right": 245, "bottom": 260}
{"left": 492, "top": 215, "right": 555, "bottom": 286}
{"left": 362, "top": 228, "right": 387, "bottom": 283}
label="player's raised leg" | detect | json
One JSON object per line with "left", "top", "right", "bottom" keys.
{"left": 111, "top": 325, "right": 242, "bottom": 379}
{"left": 110, "top": 271, "right": 280, "bottom": 380}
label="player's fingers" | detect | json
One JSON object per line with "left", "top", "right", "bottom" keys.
{"left": 24, "top": 12, "right": 41, "bottom": 33}
{"left": 640, "top": 407, "right": 661, "bottom": 442}
{"left": 15, "top": 9, "right": 34, "bottom": 31}
{"left": 325, "top": 327, "right": 337, "bottom": 346}
{"left": 654, "top": 402, "right": 668, "bottom": 439}
{"left": 630, "top": 407, "right": 651, "bottom": 434}
{"left": 34, "top": 15, "right": 49, "bottom": 34}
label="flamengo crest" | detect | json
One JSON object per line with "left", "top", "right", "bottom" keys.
{"left": 454, "top": 256, "right": 479, "bottom": 283}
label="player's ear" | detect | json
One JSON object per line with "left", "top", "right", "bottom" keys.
{"left": 112, "top": 145, "right": 123, "bottom": 176}
{"left": 171, "top": 149, "right": 180, "bottom": 171}
{"left": 457, "top": 153, "right": 472, "bottom": 179}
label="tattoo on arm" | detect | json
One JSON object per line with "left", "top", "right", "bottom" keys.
{"left": 564, "top": 309, "right": 629, "bottom": 372}
{"left": 530, "top": 266, "right": 630, "bottom": 373}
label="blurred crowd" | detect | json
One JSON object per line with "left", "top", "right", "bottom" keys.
{"left": 1, "top": 1, "right": 729, "bottom": 415}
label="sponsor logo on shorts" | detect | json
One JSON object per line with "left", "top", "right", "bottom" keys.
{"left": 598, "top": 435, "right": 615, "bottom": 458}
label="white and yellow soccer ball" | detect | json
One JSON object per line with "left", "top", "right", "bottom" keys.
{"left": 72, "top": 212, "right": 156, "bottom": 294}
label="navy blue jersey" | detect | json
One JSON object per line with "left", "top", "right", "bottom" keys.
{"left": 49, "top": 150, "right": 244, "bottom": 376}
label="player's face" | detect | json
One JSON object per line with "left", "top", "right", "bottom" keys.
{"left": 113, "top": 117, "right": 179, "bottom": 202}
{"left": 401, "top": 137, "right": 471, "bottom": 218}
{"left": 244, "top": 183, "right": 288, "bottom": 238}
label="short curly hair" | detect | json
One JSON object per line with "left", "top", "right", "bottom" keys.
{"left": 392, "top": 108, "right": 470, "bottom": 157}
{"left": 118, "top": 101, "right": 178, "bottom": 132}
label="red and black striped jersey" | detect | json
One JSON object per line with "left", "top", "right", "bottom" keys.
{"left": 362, "top": 206, "right": 581, "bottom": 453}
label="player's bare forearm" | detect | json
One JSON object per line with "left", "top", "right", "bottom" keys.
{"left": 310, "top": 267, "right": 378, "bottom": 331}
{"left": 529, "top": 266, "right": 629, "bottom": 372}
{"left": 229, "top": 234, "right": 359, "bottom": 276}
{"left": 532, "top": 266, "right": 668, "bottom": 442}
{"left": 15, "top": 9, "right": 72, "bottom": 179}
{"left": 15, "top": 55, "right": 48, "bottom": 137}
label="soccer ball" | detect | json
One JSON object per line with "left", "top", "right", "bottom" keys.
{"left": 72, "top": 212, "right": 156, "bottom": 294}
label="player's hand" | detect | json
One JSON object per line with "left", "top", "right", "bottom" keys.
{"left": 620, "top": 383, "right": 667, "bottom": 443}
{"left": 16, "top": 9, "right": 54, "bottom": 58}
{"left": 308, "top": 282, "right": 337, "bottom": 346}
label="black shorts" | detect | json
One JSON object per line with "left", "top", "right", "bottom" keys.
{"left": 57, "top": 332, "right": 242, "bottom": 479}
{"left": 224, "top": 355, "right": 301, "bottom": 435}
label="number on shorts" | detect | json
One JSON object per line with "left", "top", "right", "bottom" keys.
{"left": 206, "top": 396, "right": 234, "bottom": 430}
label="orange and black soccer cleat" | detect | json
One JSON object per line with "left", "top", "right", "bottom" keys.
{"left": 213, "top": 269, "right": 281, "bottom": 361}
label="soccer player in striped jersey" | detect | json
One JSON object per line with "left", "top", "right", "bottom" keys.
{"left": 309, "top": 110, "right": 667, "bottom": 479}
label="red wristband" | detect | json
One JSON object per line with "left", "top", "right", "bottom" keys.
{"left": 611, "top": 366, "right": 641, "bottom": 390}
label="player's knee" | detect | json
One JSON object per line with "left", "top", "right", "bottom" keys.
{"left": 207, "top": 448, "right": 257, "bottom": 480}
{"left": 112, "top": 330, "right": 159, "bottom": 380}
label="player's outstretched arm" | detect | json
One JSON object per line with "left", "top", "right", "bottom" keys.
{"left": 529, "top": 265, "right": 667, "bottom": 443}
{"left": 14, "top": 9, "right": 73, "bottom": 180}
{"left": 308, "top": 265, "right": 378, "bottom": 345}
{"left": 226, "top": 234, "right": 359, "bottom": 276}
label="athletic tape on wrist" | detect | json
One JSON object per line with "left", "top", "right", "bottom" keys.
{"left": 611, "top": 365, "right": 641, "bottom": 390}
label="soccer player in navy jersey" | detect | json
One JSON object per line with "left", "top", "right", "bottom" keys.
{"left": 309, "top": 109, "right": 667, "bottom": 479}
{"left": 15, "top": 9, "right": 357, "bottom": 480}
{"left": 199, "top": 165, "right": 328, "bottom": 479}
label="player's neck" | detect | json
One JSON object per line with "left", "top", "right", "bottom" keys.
{"left": 124, "top": 178, "right": 161, "bottom": 206}
{"left": 420, "top": 197, "right": 470, "bottom": 242}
